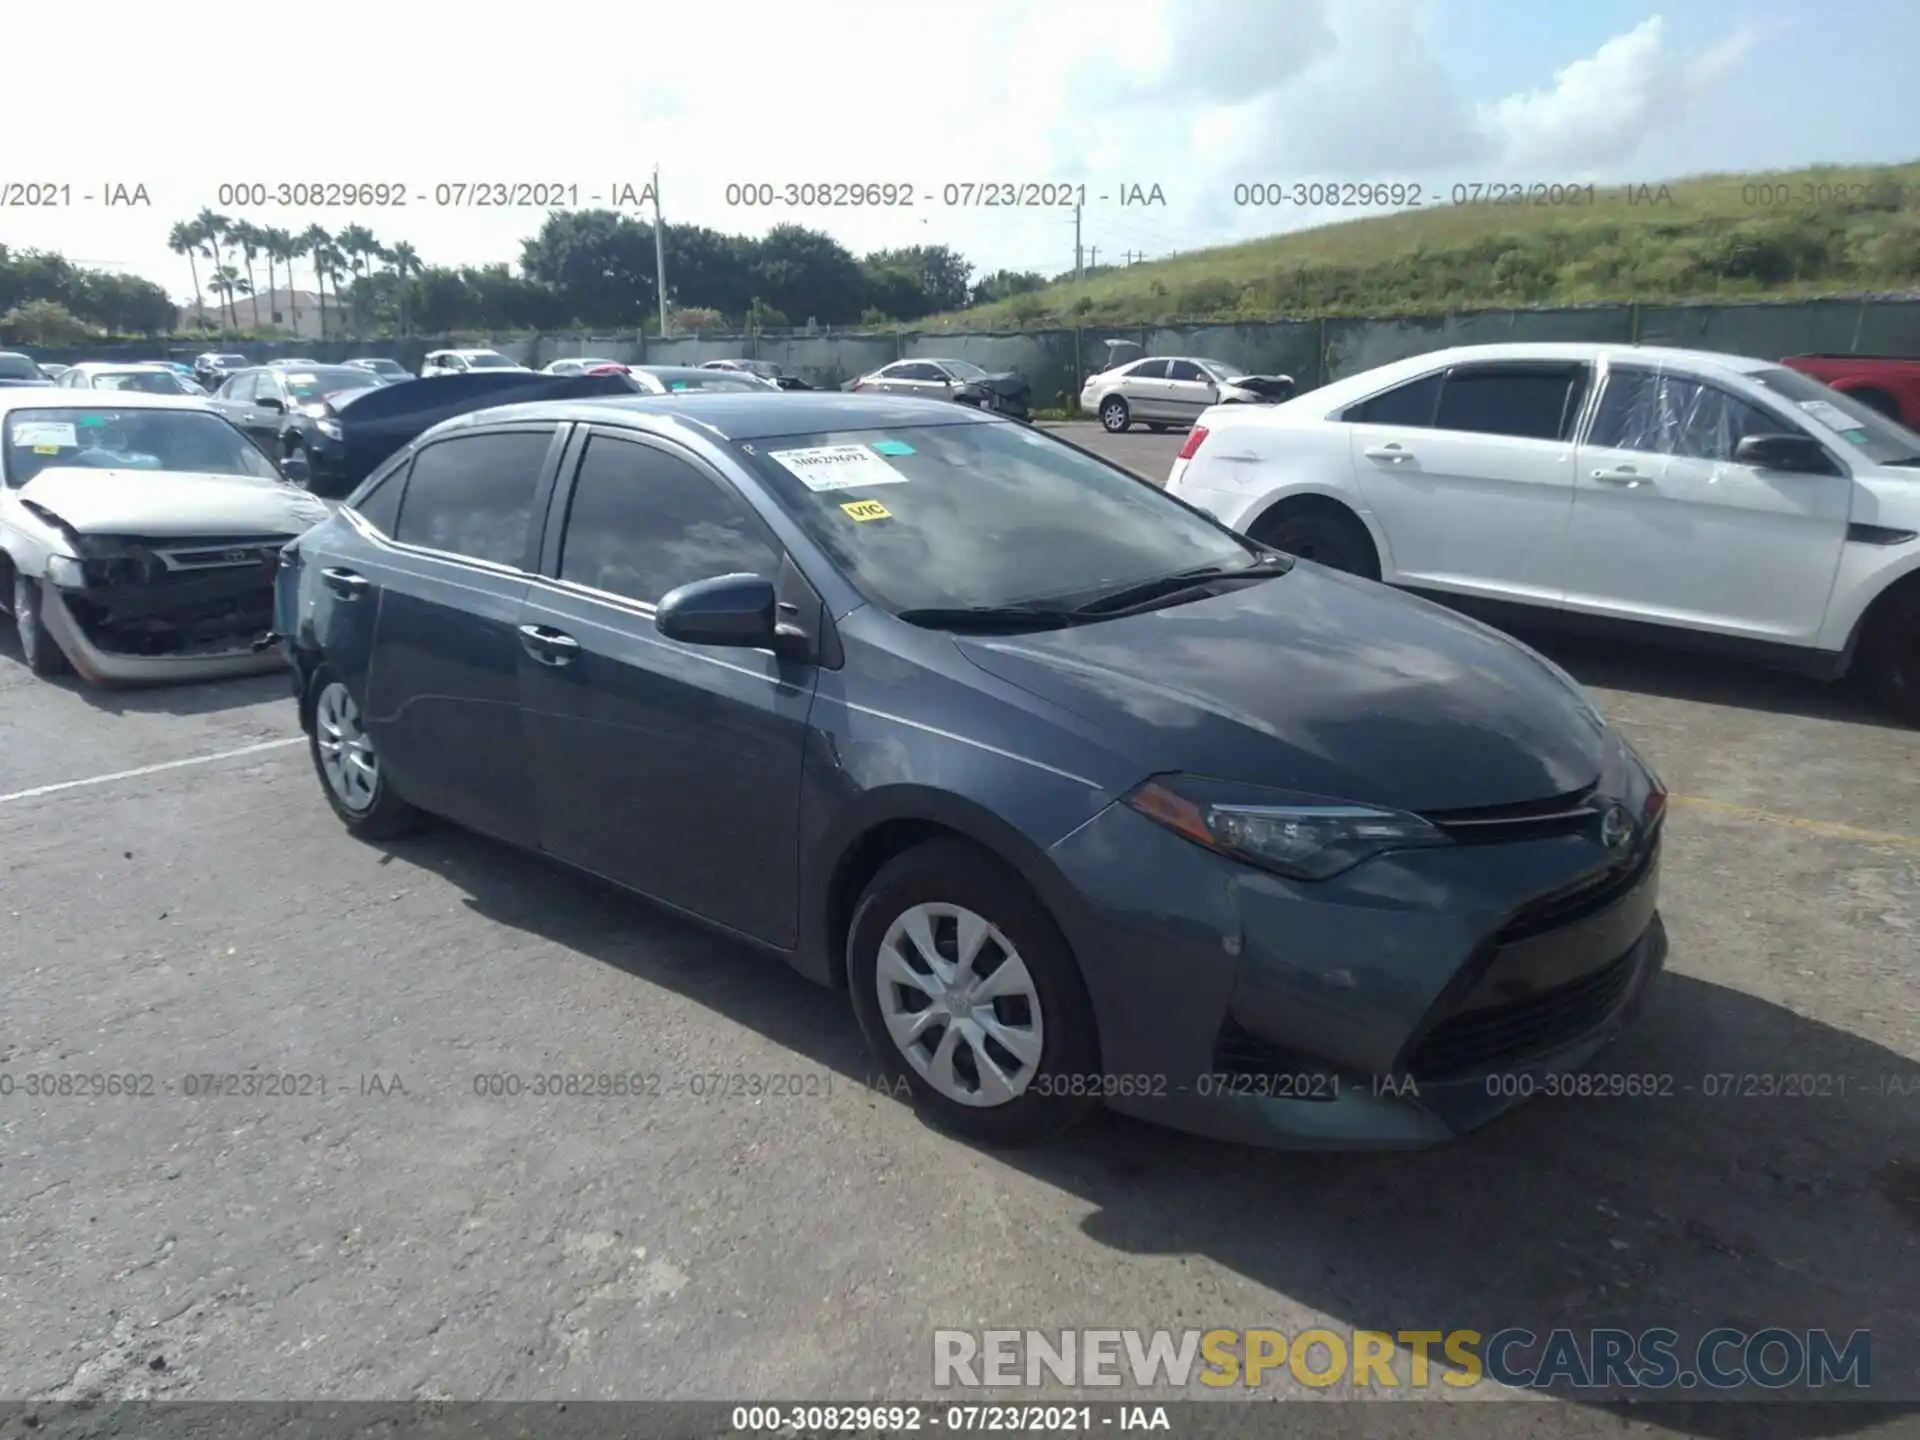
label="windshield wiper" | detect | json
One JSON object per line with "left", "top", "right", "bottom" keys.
{"left": 895, "top": 605, "right": 1087, "bottom": 633}
{"left": 1066, "top": 554, "right": 1288, "bottom": 617}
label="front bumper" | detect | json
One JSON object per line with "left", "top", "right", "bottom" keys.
{"left": 36, "top": 578, "right": 282, "bottom": 687}
{"left": 1046, "top": 795, "right": 1668, "bottom": 1149}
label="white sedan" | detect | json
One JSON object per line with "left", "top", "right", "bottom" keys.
{"left": 1165, "top": 341, "right": 1920, "bottom": 725}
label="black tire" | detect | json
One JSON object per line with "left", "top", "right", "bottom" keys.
{"left": 847, "top": 839, "right": 1101, "bottom": 1148}
{"left": 1850, "top": 388, "right": 1902, "bottom": 422}
{"left": 1253, "top": 502, "right": 1381, "bottom": 580}
{"left": 1861, "top": 585, "right": 1920, "bottom": 727}
{"left": 13, "top": 572, "right": 69, "bottom": 677}
{"left": 1099, "top": 396, "right": 1131, "bottom": 433}
{"left": 282, "top": 437, "right": 313, "bottom": 490}
{"left": 305, "top": 665, "right": 425, "bottom": 838}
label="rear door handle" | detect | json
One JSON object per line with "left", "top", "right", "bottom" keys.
{"left": 518, "top": 624, "right": 581, "bottom": 665}
{"left": 321, "top": 567, "right": 368, "bottom": 598}
{"left": 1363, "top": 444, "right": 1414, "bottom": 463}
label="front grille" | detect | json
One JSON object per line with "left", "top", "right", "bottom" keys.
{"left": 158, "top": 535, "right": 297, "bottom": 571}
{"left": 1424, "top": 784, "right": 1599, "bottom": 844}
{"left": 1403, "top": 945, "right": 1640, "bottom": 1082}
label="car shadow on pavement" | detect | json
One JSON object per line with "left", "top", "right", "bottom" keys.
{"left": 385, "top": 823, "right": 1917, "bottom": 1439}
{"left": 0, "top": 626, "right": 292, "bottom": 716}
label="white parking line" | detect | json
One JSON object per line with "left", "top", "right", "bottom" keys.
{"left": 0, "top": 737, "right": 304, "bottom": 806}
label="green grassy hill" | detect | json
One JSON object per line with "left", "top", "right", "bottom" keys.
{"left": 926, "top": 161, "right": 1920, "bottom": 329}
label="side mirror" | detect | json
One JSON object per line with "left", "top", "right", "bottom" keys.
{"left": 259, "top": 396, "right": 285, "bottom": 413}
{"left": 655, "top": 573, "right": 810, "bottom": 658}
{"left": 1733, "top": 433, "right": 1833, "bottom": 474}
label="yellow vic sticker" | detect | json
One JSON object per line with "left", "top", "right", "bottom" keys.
{"left": 841, "top": 499, "right": 891, "bottom": 521}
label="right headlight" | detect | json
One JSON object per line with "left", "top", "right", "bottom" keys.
{"left": 1124, "top": 774, "right": 1452, "bottom": 881}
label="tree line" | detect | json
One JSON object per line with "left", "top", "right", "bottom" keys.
{"left": 1, "top": 210, "right": 1059, "bottom": 343}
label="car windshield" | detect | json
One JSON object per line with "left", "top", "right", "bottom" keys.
{"left": 942, "top": 360, "right": 988, "bottom": 380}
{"left": 734, "top": 420, "right": 1261, "bottom": 615}
{"left": 214, "top": 354, "right": 249, "bottom": 366}
{"left": 94, "top": 370, "right": 190, "bottom": 394}
{"left": 0, "top": 355, "right": 43, "bottom": 380}
{"left": 1202, "top": 360, "right": 1247, "bottom": 380}
{"left": 285, "top": 368, "right": 382, "bottom": 403}
{"left": 464, "top": 353, "right": 515, "bottom": 369}
{"left": 3, "top": 406, "right": 283, "bottom": 487}
{"left": 1746, "top": 366, "right": 1920, "bottom": 466}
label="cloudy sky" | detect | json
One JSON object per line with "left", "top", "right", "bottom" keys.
{"left": 7, "top": 0, "right": 1916, "bottom": 304}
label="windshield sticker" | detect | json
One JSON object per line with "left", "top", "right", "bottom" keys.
{"left": 79, "top": 414, "right": 106, "bottom": 426}
{"left": 670, "top": 382, "right": 690, "bottom": 391}
{"left": 10, "top": 421, "right": 76, "bottom": 448}
{"left": 840, "top": 499, "right": 892, "bottom": 522}
{"left": 871, "top": 439, "right": 916, "bottom": 456}
{"left": 768, "top": 444, "right": 911, "bottom": 493}
{"left": 1798, "top": 400, "right": 1860, "bottom": 434}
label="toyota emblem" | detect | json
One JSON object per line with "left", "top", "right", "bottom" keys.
{"left": 1600, "top": 804, "right": 1634, "bottom": 851}
{"left": 223, "top": 548, "right": 251, "bottom": 563}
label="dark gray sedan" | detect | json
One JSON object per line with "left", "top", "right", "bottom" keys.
{"left": 274, "top": 392, "right": 1668, "bottom": 1149}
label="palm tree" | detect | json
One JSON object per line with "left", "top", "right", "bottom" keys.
{"left": 388, "top": 241, "right": 422, "bottom": 335}
{"left": 278, "top": 228, "right": 310, "bottom": 333}
{"left": 232, "top": 221, "right": 264, "bottom": 331}
{"left": 195, "top": 209, "right": 233, "bottom": 326}
{"left": 303, "top": 224, "right": 333, "bottom": 338}
{"left": 335, "top": 225, "right": 380, "bottom": 337}
{"left": 210, "top": 267, "right": 238, "bottom": 330}
{"left": 168, "top": 220, "right": 206, "bottom": 331}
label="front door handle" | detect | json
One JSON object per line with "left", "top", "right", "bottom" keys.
{"left": 1363, "top": 444, "right": 1414, "bottom": 463}
{"left": 518, "top": 624, "right": 581, "bottom": 665}
{"left": 1592, "top": 467, "right": 1651, "bottom": 487}
{"left": 321, "top": 567, "right": 368, "bottom": 598}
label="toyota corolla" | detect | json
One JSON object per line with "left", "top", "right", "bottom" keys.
{"left": 275, "top": 391, "right": 1669, "bottom": 1149}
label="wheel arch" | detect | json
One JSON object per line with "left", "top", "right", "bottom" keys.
{"left": 801, "top": 785, "right": 1097, "bottom": 996}
{"left": 1239, "top": 487, "right": 1391, "bottom": 574}
{"left": 1841, "top": 559, "right": 1920, "bottom": 670}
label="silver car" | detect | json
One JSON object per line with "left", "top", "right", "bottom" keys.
{"left": 542, "top": 357, "right": 625, "bottom": 376}
{"left": 1081, "top": 357, "right": 1292, "bottom": 432}
{"left": 850, "top": 357, "right": 989, "bottom": 400}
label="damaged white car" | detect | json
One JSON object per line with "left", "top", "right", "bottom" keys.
{"left": 1, "top": 391, "right": 331, "bottom": 685}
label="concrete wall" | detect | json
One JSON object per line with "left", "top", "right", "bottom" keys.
{"left": 34, "top": 299, "right": 1920, "bottom": 410}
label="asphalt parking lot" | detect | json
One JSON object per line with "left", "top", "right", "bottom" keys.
{"left": 2, "top": 424, "right": 1916, "bottom": 1431}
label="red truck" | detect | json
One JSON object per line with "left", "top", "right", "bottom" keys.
{"left": 1778, "top": 354, "right": 1920, "bottom": 426}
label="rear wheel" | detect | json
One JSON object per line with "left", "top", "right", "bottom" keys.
{"left": 307, "top": 667, "right": 424, "bottom": 837}
{"left": 13, "top": 572, "right": 69, "bottom": 677}
{"left": 1253, "top": 501, "right": 1381, "bottom": 580}
{"left": 1861, "top": 585, "right": 1920, "bottom": 727}
{"left": 848, "top": 839, "right": 1101, "bottom": 1148}
{"left": 1099, "top": 396, "right": 1132, "bottom": 433}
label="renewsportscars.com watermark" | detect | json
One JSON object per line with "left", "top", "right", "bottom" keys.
{"left": 933, "top": 1328, "right": 1873, "bottom": 1392}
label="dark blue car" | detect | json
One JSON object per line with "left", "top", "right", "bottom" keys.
{"left": 275, "top": 392, "right": 1669, "bottom": 1149}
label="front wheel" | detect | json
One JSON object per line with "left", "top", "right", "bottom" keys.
{"left": 307, "top": 668, "right": 424, "bottom": 838}
{"left": 848, "top": 840, "right": 1101, "bottom": 1148}
{"left": 1861, "top": 586, "right": 1920, "bottom": 726}
{"left": 13, "top": 572, "right": 69, "bottom": 677}
{"left": 1099, "top": 396, "right": 1131, "bottom": 432}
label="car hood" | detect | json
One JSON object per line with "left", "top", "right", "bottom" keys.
{"left": 18, "top": 467, "right": 330, "bottom": 538}
{"left": 954, "top": 563, "right": 1608, "bottom": 814}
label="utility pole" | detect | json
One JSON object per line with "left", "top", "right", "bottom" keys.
{"left": 1087, "top": 245, "right": 1099, "bottom": 270}
{"left": 1073, "top": 201, "right": 1083, "bottom": 281}
{"left": 652, "top": 164, "right": 670, "bottom": 338}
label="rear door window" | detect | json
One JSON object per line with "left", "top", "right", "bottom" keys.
{"left": 1433, "top": 364, "right": 1586, "bottom": 440}
{"left": 391, "top": 428, "right": 555, "bottom": 568}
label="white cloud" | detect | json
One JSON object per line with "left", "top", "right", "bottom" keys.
{"left": 1, "top": 0, "right": 1763, "bottom": 303}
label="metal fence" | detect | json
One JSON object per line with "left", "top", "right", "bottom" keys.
{"left": 36, "top": 297, "right": 1920, "bottom": 412}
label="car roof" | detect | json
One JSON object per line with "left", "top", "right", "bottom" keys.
{"left": 1307, "top": 342, "right": 1778, "bottom": 406}
{"left": 426, "top": 390, "right": 1001, "bottom": 445}
{"left": 0, "top": 388, "right": 211, "bottom": 415}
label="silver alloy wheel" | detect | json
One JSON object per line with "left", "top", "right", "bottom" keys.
{"left": 874, "top": 902, "right": 1045, "bottom": 1107}
{"left": 315, "top": 681, "right": 379, "bottom": 812}
{"left": 1101, "top": 398, "right": 1127, "bottom": 431}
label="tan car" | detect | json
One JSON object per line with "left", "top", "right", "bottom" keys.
{"left": 1080, "top": 357, "right": 1294, "bottom": 432}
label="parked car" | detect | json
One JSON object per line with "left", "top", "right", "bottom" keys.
{"left": 342, "top": 358, "right": 413, "bottom": 385}
{"left": 543, "top": 357, "right": 626, "bottom": 376}
{"left": 702, "top": 358, "right": 813, "bottom": 391}
{"left": 276, "top": 390, "right": 1668, "bottom": 1150}
{"left": 1778, "top": 354, "right": 1920, "bottom": 426}
{"left": 1165, "top": 342, "right": 1920, "bottom": 724}
{"left": 1, "top": 390, "right": 329, "bottom": 684}
{"left": 0, "top": 352, "right": 54, "bottom": 387}
{"left": 209, "top": 365, "right": 386, "bottom": 497}
{"left": 627, "top": 366, "right": 769, "bottom": 394}
{"left": 35, "top": 363, "right": 70, "bottom": 382}
{"left": 1081, "top": 357, "right": 1296, "bottom": 432}
{"left": 55, "top": 362, "right": 199, "bottom": 395}
{"left": 845, "top": 358, "right": 1031, "bottom": 420}
{"left": 193, "top": 352, "right": 251, "bottom": 391}
{"left": 421, "top": 348, "right": 528, "bottom": 377}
